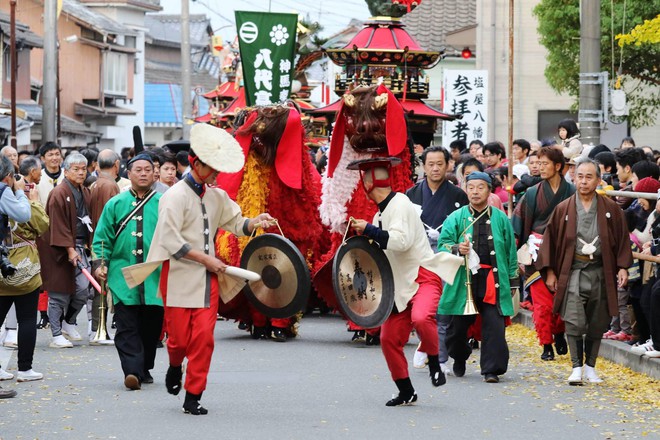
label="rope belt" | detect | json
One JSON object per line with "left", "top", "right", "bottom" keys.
{"left": 6, "top": 241, "right": 33, "bottom": 250}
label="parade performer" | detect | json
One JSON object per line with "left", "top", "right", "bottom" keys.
{"left": 512, "top": 146, "right": 574, "bottom": 361}
{"left": 92, "top": 154, "right": 162, "bottom": 390}
{"left": 41, "top": 153, "right": 93, "bottom": 348}
{"left": 350, "top": 157, "right": 462, "bottom": 406}
{"left": 124, "top": 123, "right": 273, "bottom": 415}
{"left": 315, "top": 84, "right": 413, "bottom": 342}
{"left": 215, "top": 103, "right": 324, "bottom": 341}
{"left": 438, "top": 172, "right": 518, "bottom": 383}
{"left": 406, "top": 146, "right": 468, "bottom": 371}
{"left": 537, "top": 158, "right": 631, "bottom": 385}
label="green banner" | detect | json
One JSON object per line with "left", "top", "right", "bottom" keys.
{"left": 235, "top": 11, "right": 298, "bottom": 107}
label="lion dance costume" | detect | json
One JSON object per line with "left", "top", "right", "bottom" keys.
{"left": 314, "top": 84, "right": 414, "bottom": 340}
{"left": 215, "top": 104, "right": 325, "bottom": 341}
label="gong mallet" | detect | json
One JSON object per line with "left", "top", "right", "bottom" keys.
{"left": 76, "top": 261, "right": 104, "bottom": 295}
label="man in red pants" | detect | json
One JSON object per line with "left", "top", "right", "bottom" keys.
{"left": 131, "top": 124, "right": 273, "bottom": 415}
{"left": 349, "top": 158, "right": 462, "bottom": 406}
{"left": 512, "top": 147, "right": 574, "bottom": 360}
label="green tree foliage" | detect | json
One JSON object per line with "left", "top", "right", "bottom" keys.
{"left": 533, "top": 1, "right": 660, "bottom": 128}
{"left": 297, "top": 17, "right": 328, "bottom": 55}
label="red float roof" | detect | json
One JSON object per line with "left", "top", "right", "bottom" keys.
{"left": 349, "top": 20, "right": 422, "bottom": 51}
{"left": 308, "top": 98, "right": 456, "bottom": 121}
{"left": 218, "top": 88, "right": 247, "bottom": 117}
{"left": 195, "top": 113, "right": 212, "bottom": 123}
{"left": 203, "top": 81, "right": 242, "bottom": 100}
{"left": 402, "top": 100, "right": 456, "bottom": 120}
{"left": 293, "top": 99, "right": 315, "bottom": 110}
{"left": 308, "top": 99, "right": 342, "bottom": 115}
{"left": 325, "top": 18, "right": 442, "bottom": 68}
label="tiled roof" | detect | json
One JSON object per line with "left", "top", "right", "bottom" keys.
{"left": 144, "top": 83, "right": 210, "bottom": 126}
{"left": 5, "top": 101, "right": 101, "bottom": 137}
{"left": 0, "top": 12, "right": 43, "bottom": 48}
{"left": 402, "top": 0, "right": 476, "bottom": 51}
{"left": 145, "top": 14, "right": 212, "bottom": 48}
{"left": 62, "top": 0, "right": 135, "bottom": 36}
{"left": 322, "top": 19, "right": 364, "bottom": 49}
{"left": 144, "top": 59, "right": 219, "bottom": 92}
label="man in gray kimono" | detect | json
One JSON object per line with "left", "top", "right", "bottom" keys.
{"left": 537, "top": 158, "right": 631, "bottom": 385}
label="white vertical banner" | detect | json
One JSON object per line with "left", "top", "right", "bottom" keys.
{"left": 442, "top": 70, "right": 489, "bottom": 149}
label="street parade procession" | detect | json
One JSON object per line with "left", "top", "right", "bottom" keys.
{"left": 0, "top": 0, "right": 659, "bottom": 438}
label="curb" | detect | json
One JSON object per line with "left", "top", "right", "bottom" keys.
{"left": 513, "top": 309, "right": 660, "bottom": 381}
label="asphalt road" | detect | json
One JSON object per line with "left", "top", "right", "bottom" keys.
{"left": 0, "top": 313, "right": 658, "bottom": 440}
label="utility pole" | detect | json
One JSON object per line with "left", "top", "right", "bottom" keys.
{"left": 181, "top": 0, "right": 192, "bottom": 140}
{"left": 9, "top": 0, "right": 17, "bottom": 148}
{"left": 507, "top": 0, "right": 514, "bottom": 218}
{"left": 578, "top": 0, "right": 601, "bottom": 145}
{"left": 43, "top": 0, "right": 58, "bottom": 143}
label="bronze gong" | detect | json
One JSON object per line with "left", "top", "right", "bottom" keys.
{"left": 332, "top": 235, "right": 395, "bottom": 328}
{"left": 240, "top": 234, "right": 310, "bottom": 318}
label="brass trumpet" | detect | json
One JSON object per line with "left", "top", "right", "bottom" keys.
{"left": 463, "top": 233, "right": 478, "bottom": 315}
{"left": 91, "top": 282, "right": 112, "bottom": 344}
{"left": 91, "top": 241, "right": 113, "bottom": 345}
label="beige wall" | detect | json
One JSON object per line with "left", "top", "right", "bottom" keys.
{"left": 5, "top": 0, "right": 135, "bottom": 118}
{"left": 475, "top": 0, "right": 659, "bottom": 148}
{"left": 0, "top": 46, "right": 32, "bottom": 101}
{"left": 476, "top": 0, "right": 573, "bottom": 144}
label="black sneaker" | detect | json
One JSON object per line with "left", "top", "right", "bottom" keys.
{"left": 365, "top": 333, "right": 380, "bottom": 346}
{"left": 36, "top": 316, "right": 50, "bottom": 329}
{"left": 430, "top": 370, "right": 446, "bottom": 387}
{"left": 165, "top": 365, "right": 182, "bottom": 395}
{"left": 237, "top": 321, "right": 249, "bottom": 331}
{"left": 251, "top": 326, "right": 268, "bottom": 340}
{"left": 142, "top": 371, "right": 154, "bottom": 384}
{"left": 554, "top": 333, "right": 568, "bottom": 355}
{"left": 271, "top": 328, "right": 287, "bottom": 342}
{"left": 453, "top": 360, "right": 466, "bottom": 377}
{"left": 351, "top": 330, "right": 366, "bottom": 342}
{"left": 541, "top": 344, "right": 555, "bottom": 361}
{"left": 385, "top": 392, "right": 418, "bottom": 407}
{"left": 183, "top": 392, "right": 208, "bottom": 415}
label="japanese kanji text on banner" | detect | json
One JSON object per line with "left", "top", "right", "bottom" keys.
{"left": 235, "top": 11, "right": 298, "bottom": 107}
{"left": 442, "top": 70, "right": 489, "bottom": 149}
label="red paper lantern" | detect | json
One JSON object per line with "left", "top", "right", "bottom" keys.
{"left": 461, "top": 47, "right": 472, "bottom": 59}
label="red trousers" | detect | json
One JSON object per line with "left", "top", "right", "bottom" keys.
{"left": 161, "top": 263, "right": 219, "bottom": 395}
{"left": 530, "top": 279, "right": 565, "bottom": 345}
{"left": 38, "top": 290, "right": 48, "bottom": 312}
{"left": 249, "top": 305, "right": 290, "bottom": 329}
{"left": 381, "top": 267, "right": 442, "bottom": 381}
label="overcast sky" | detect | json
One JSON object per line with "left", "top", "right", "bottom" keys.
{"left": 159, "top": 0, "right": 372, "bottom": 41}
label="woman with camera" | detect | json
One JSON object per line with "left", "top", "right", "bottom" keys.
{"left": 0, "top": 155, "right": 48, "bottom": 399}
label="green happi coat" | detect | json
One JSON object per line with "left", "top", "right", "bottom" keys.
{"left": 437, "top": 206, "right": 518, "bottom": 316}
{"left": 92, "top": 189, "right": 162, "bottom": 306}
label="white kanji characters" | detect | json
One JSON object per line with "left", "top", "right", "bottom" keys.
{"left": 254, "top": 69, "right": 273, "bottom": 91}
{"left": 255, "top": 90, "right": 273, "bottom": 106}
{"left": 254, "top": 49, "right": 274, "bottom": 69}
{"left": 279, "top": 75, "right": 290, "bottom": 88}
{"left": 279, "top": 59, "right": 291, "bottom": 73}
{"left": 278, "top": 89, "right": 289, "bottom": 102}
